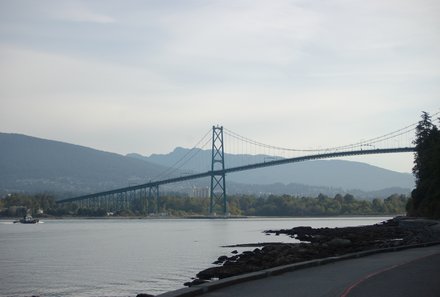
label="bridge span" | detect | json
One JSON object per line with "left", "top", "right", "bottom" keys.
{"left": 56, "top": 123, "right": 416, "bottom": 215}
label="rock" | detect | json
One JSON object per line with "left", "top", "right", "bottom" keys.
{"left": 213, "top": 255, "right": 229, "bottom": 264}
{"left": 217, "top": 255, "right": 228, "bottom": 261}
{"left": 197, "top": 267, "right": 221, "bottom": 280}
{"left": 193, "top": 279, "right": 209, "bottom": 285}
{"left": 184, "top": 279, "right": 208, "bottom": 287}
{"left": 189, "top": 218, "right": 440, "bottom": 285}
{"left": 327, "top": 238, "right": 352, "bottom": 247}
{"left": 229, "top": 255, "right": 239, "bottom": 261}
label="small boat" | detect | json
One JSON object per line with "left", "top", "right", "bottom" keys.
{"left": 14, "top": 215, "right": 39, "bottom": 224}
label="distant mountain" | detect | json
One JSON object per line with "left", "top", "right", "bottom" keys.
{"left": 229, "top": 159, "right": 414, "bottom": 192}
{"left": 0, "top": 133, "right": 415, "bottom": 200}
{"left": 0, "top": 133, "right": 167, "bottom": 198}
{"left": 130, "top": 147, "right": 415, "bottom": 197}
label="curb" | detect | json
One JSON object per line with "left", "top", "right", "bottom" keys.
{"left": 155, "top": 241, "right": 440, "bottom": 297}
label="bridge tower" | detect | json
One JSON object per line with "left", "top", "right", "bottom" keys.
{"left": 210, "top": 126, "right": 227, "bottom": 216}
{"left": 149, "top": 185, "right": 160, "bottom": 213}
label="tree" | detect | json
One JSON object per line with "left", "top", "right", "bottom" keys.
{"left": 0, "top": 193, "right": 57, "bottom": 216}
{"left": 372, "top": 198, "right": 385, "bottom": 213}
{"left": 407, "top": 112, "right": 440, "bottom": 218}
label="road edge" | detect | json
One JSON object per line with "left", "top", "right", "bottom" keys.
{"left": 155, "top": 241, "right": 440, "bottom": 297}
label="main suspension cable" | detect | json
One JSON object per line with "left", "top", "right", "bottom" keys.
{"left": 152, "top": 128, "right": 212, "bottom": 181}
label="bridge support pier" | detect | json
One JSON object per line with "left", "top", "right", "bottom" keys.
{"left": 141, "top": 188, "right": 148, "bottom": 215}
{"left": 210, "top": 126, "right": 228, "bottom": 216}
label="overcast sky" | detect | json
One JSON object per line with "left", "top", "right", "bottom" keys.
{"left": 0, "top": 0, "right": 439, "bottom": 173}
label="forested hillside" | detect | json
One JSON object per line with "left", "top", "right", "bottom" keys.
{"left": 0, "top": 133, "right": 166, "bottom": 197}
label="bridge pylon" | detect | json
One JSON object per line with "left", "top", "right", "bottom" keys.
{"left": 210, "top": 126, "right": 227, "bottom": 216}
{"left": 149, "top": 185, "right": 160, "bottom": 214}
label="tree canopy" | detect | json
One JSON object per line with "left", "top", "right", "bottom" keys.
{"left": 1, "top": 192, "right": 408, "bottom": 217}
{"left": 407, "top": 112, "right": 440, "bottom": 218}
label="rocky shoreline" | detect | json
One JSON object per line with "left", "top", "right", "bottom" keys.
{"left": 184, "top": 216, "right": 440, "bottom": 287}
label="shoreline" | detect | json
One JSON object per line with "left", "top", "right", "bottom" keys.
{"left": 181, "top": 216, "right": 440, "bottom": 287}
{"left": 3, "top": 215, "right": 437, "bottom": 296}
{"left": 0, "top": 214, "right": 398, "bottom": 221}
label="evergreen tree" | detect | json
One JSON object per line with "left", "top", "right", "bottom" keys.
{"left": 407, "top": 112, "right": 440, "bottom": 218}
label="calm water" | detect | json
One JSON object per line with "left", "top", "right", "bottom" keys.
{"left": 0, "top": 217, "right": 391, "bottom": 297}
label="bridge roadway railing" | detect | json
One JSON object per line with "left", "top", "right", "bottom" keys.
{"left": 56, "top": 147, "right": 415, "bottom": 204}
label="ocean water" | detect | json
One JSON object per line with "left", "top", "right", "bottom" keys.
{"left": 0, "top": 217, "right": 391, "bottom": 297}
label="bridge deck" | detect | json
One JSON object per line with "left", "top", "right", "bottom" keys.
{"left": 57, "top": 147, "right": 415, "bottom": 204}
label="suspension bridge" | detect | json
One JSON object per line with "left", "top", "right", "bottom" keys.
{"left": 56, "top": 122, "right": 417, "bottom": 215}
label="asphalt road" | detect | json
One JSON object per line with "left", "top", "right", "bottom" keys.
{"left": 199, "top": 245, "right": 440, "bottom": 297}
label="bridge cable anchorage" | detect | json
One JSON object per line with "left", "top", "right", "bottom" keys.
{"left": 151, "top": 128, "right": 212, "bottom": 181}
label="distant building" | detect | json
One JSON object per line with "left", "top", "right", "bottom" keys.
{"left": 191, "top": 186, "right": 210, "bottom": 198}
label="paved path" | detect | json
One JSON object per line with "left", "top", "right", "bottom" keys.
{"left": 198, "top": 245, "right": 440, "bottom": 297}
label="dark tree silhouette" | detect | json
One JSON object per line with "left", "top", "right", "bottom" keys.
{"left": 407, "top": 112, "right": 440, "bottom": 218}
